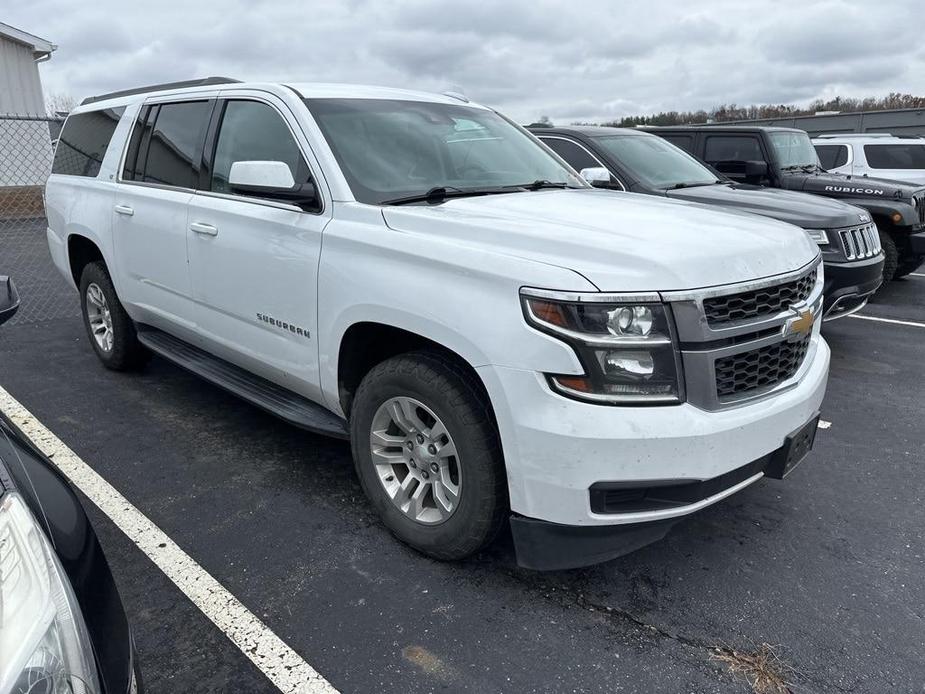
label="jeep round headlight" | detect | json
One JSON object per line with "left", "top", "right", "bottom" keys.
{"left": 0, "top": 493, "right": 100, "bottom": 694}
{"left": 522, "top": 290, "right": 684, "bottom": 405}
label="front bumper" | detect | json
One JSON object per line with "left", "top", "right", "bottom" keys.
{"left": 909, "top": 230, "right": 925, "bottom": 255}
{"left": 821, "top": 255, "right": 884, "bottom": 320}
{"left": 477, "top": 335, "right": 829, "bottom": 566}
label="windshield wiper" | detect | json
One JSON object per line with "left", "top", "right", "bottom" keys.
{"left": 382, "top": 186, "right": 519, "bottom": 206}
{"left": 509, "top": 180, "right": 570, "bottom": 191}
{"left": 668, "top": 181, "right": 720, "bottom": 189}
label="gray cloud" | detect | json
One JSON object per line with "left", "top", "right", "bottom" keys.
{"left": 7, "top": 0, "right": 923, "bottom": 123}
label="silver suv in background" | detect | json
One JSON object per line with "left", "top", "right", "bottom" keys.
{"left": 814, "top": 133, "right": 925, "bottom": 185}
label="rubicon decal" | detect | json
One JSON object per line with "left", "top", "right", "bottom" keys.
{"left": 824, "top": 185, "right": 883, "bottom": 196}
{"left": 257, "top": 313, "right": 311, "bottom": 338}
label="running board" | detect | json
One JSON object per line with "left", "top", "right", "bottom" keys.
{"left": 136, "top": 325, "right": 349, "bottom": 439}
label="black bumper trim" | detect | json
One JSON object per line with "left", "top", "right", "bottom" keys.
{"left": 909, "top": 230, "right": 925, "bottom": 255}
{"left": 822, "top": 256, "right": 883, "bottom": 315}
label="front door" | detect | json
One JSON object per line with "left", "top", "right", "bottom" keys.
{"left": 186, "top": 95, "right": 330, "bottom": 399}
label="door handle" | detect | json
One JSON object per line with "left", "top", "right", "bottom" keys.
{"left": 190, "top": 222, "right": 219, "bottom": 237}
{"left": 114, "top": 205, "right": 134, "bottom": 216}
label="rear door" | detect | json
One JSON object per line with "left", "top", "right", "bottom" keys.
{"left": 858, "top": 142, "right": 925, "bottom": 182}
{"left": 112, "top": 97, "right": 214, "bottom": 338}
{"left": 186, "top": 92, "right": 330, "bottom": 398}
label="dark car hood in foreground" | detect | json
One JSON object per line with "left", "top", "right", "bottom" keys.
{"left": 782, "top": 171, "right": 925, "bottom": 200}
{"left": 0, "top": 412, "right": 134, "bottom": 694}
{"left": 666, "top": 183, "right": 870, "bottom": 228}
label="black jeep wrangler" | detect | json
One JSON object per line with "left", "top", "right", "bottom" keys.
{"left": 645, "top": 125, "right": 925, "bottom": 281}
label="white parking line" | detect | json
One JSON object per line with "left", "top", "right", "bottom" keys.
{"left": 818, "top": 420, "right": 832, "bottom": 429}
{"left": 910, "top": 273, "right": 925, "bottom": 278}
{"left": 0, "top": 385, "right": 338, "bottom": 694}
{"left": 849, "top": 314, "right": 925, "bottom": 329}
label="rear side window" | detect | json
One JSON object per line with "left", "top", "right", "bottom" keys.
{"left": 540, "top": 137, "right": 602, "bottom": 172}
{"left": 864, "top": 144, "right": 925, "bottom": 169}
{"left": 661, "top": 135, "right": 694, "bottom": 153}
{"left": 815, "top": 144, "right": 849, "bottom": 169}
{"left": 51, "top": 107, "right": 125, "bottom": 177}
{"left": 703, "top": 135, "right": 763, "bottom": 163}
{"left": 131, "top": 100, "right": 211, "bottom": 188}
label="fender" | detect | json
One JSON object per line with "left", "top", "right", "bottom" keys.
{"left": 830, "top": 198, "right": 918, "bottom": 227}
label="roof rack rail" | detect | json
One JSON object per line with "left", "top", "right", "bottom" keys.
{"left": 80, "top": 76, "right": 241, "bottom": 106}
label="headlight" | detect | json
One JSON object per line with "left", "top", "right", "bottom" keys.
{"left": 521, "top": 290, "right": 684, "bottom": 404}
{"left": 805, "top": 229, "right": 829, "bottom": 246}
{"left": 0, "top": 492, "right": 99, "bottom": 694}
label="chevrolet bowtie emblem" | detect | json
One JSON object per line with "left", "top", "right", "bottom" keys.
{"left": 782, "top": 307, "right": 815, "bottom": 342}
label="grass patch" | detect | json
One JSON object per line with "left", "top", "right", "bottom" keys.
{"left": 712, "top": 643, "right": 794, "bottom": 694}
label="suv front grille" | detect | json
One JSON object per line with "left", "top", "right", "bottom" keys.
{"left": 703, "top": 273, "right": 815, "bottom": 325}
{"left": 715, "top": 335, "right": 811, "bottom": 398}
{"left": 915, "top": 193, "right": 925, "bottom": 225}
{"left": 838, "top": 222, "right": 880, "bottom": 260}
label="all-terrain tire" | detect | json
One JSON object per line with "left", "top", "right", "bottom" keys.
{"left": 78, "top": 261, "right": 149, "bottom": 370}
{"left": 878, "top": 230, "right": 899, "bottom": 283}
{"left": 350, "top": 350, "right": 507, "bottom": 560}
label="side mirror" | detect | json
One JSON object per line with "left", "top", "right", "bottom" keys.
{"left": 579, "top": 167, "right": 616, "bottom": 189}
{"left": 0, "top": 276, "right": 20, "bottom": 326}
{"left": 744, "top": 160, "right": 769, "bottom": 180}
{"left": 228, "top": 161, "right": 318, "bottom": 211}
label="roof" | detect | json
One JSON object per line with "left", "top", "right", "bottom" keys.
{"left": 0, "top": 22, "right": 56, "bottom": 59}
{"left": 76, "top": 79, "right": 484, "bottom": 111}
{"left": 289, "top": 82, "right": 484, "bottom": 106}
{"left": 642, "top": 124, "right": 803, "bottom": 133}
{"left": 528, "top": 125, "right": 649, "bottom": 137}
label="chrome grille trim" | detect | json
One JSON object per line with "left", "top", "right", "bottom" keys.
{"left": 838, "top": 222, "right": 880, "bottom": 260}
{"left": 666, "top": 259, "right": 823, "bottom": 411}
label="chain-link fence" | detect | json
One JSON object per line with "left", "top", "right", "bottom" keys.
{"left": 0, "top": 113, "right": 81, "bottom": 326}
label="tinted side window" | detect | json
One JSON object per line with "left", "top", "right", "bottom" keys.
{"left": 540, "top": 137, "right": 601, "bottom": 172}
{"left": 662, "top": 135, "right": 694, "bottom": 153}
{"left": 864, "top": 144, "right": 925, "bottom": 169}
{"left": 815, "top": 144, "right": 849, "bottom": 169}
{"left": 703, "top": 135, "right": 763, "bottom": 163}
{"left": 211, "top": 100, "right": 311, "bottom": 195}
{"left": 143, "top": 101, "right": 211, "bottom": 188}
{"left": 52, "top": 107, "right": 125, "bottom": 177}
{"left": 122, "top": 105, "right": 153, "bottom": 181}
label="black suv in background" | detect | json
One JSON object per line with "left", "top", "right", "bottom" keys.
{"left": 644, "top": 125, "right": 925, "bottom": 281}
{"left": 530, "top": 126, "right": 884, "bottom": 319}
{"left": 0, "top": 277, "right": 141, "bottom": 694}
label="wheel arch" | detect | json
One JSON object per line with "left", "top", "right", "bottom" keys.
{"left": 334, "top": 320, "right": 496, "bottom": 426}
{"left": 66, "top": 233, "right": 106, "bottom": 286}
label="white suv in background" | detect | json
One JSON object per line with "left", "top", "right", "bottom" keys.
{"left": 814, "top": 133, "right": 925, "bottom": 184}
{"left": 45, "top": 78, "right": 829, "bottom": 570}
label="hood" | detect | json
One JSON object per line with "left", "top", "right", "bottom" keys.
{"left": 783, "top": 171, "right": 925, "bottom": 200}
{"left": 382, "top": 189, "right": 819, "bottom": 292}
{"left": 666, "top": 183, "right": 870, "bottom": 229}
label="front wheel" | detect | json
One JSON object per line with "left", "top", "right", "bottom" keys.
{"left": 350, "top": 351, "right": 507, "bottom": 560}
{"left": 878, "top": 230, "right": 899, "bottom": 283}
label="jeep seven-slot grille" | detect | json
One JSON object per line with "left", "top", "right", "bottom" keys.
{"left": 714, "top": 335, "right": 811, "bottom": 398}
{"left": 915, "top": 193, "right": 925, "bottom": 225}
{"left": 702, "top": 273, "right": 815, "bottom": 325}
{"left": 838, "top": 223, "right": 880, "bottom": 260}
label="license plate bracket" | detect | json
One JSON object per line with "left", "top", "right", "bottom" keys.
{"left": 765, "top": 413, "right": 820, "bottom": 479}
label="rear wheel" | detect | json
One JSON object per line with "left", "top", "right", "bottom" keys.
{"left": 894, "top": 257, "right": 924, "bottom": 279}
{"left": 79, "top": 262, "right": 148, "bottom": 370}
{"left": 878, "top": 230, "right": 899, "bottom": 283}
{"left": 350, "top": 351, "right": 507, "bottom": 560}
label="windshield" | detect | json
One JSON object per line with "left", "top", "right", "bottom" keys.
{"left": 305, "top": 98, "right": 584, "bottom": 204}
{"left": 769, "top": 131, "right": 819, "bottom": 169}
{"left": 594, "top": 135, "right": 718, "bottom": 189}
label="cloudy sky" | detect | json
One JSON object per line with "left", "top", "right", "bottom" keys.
{"left": 8, "top": 0, "right": 924, "bottom": 123}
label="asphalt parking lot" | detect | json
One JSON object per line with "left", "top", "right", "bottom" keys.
{"left": 1, "top": 225, "right": 923, "bottom": 694}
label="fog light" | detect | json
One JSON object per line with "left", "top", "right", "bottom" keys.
{"left": 602, "top": 350, "right": 654, "bottom": 379}
{"left": 606, "top": 306, "right": 653, "bottom": 336}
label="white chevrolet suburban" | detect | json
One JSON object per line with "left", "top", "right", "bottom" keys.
{"left": 45, "top": 78, "right": 830, "bottom": 570}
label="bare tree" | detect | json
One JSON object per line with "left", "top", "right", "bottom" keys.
{"left": 45, "top": 92, "right": 76, "bottom": 116}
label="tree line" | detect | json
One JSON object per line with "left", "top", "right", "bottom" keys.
{"left": 578, "top": 93, "right": 925, "bottom": 128}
